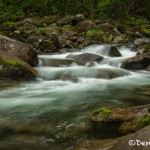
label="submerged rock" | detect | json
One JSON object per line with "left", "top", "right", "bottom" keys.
{"left": 0, "top": 51, "right": 39, "bottom": 80}
{"left": 91, "top": 104, "right": 150, "bottom": 135}
{"left": 0, "top": 34, "right": 38, "bottom": 66}
{"left": 39, "top": 58, "right": 84, "bottom": 67}
{"left": 121, "top": 52, "right": 150, "bottom": 70}
{"left": 38, "top": 67, "right": 130, "bottom": 81}
{"left": 66, "top": 53, "right": 104, "bottom": 64}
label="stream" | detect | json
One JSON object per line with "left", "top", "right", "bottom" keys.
{"left": 0, "top": 45, "right": 150, "bottom": 150}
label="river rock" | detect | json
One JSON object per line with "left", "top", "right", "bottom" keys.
{"left": 91, "top": 105, "right": 150, "bottom": 123}
{"left": 133, "top": 38, "right": 150, "bottom": 45}
{"left": 75, "top": 125, "right": 150, "bottom": 150}
{"left": 56, "top": 14, "right": 85, "bottom": 26}
{"left": 91, "top": 105, "right": 150, "bottom": 135}
{"left": 108, "top": 46, "right": 122, "bottom": 57}
{"left": 0, "top": 34, "right": 38, "bottom": 66}
{"left": 66, "top": 53, "right": 104, "bottom": 64}
{"left": 40, "top": 67, "right": 130, "bottom": 81}
{"left": 147, "top": 65, "right": 150, "bottom": 71}
{"left": 134, "top": 44, "right": 150, "bottom": 55}
{"left": 39, "top": 58, "right": 84, "bottom": 67}
{"left": 0, "top": 51, "right": 39, "bottom": 80}
{"left": 75, "top": 20, "right": 96, "bottom": 32}
{"left": 121, "top": 52, "right": 150, "bottom": 70}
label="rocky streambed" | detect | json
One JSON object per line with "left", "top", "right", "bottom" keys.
{"left": 0, "top": 42, "right": 150, "bottom": 150}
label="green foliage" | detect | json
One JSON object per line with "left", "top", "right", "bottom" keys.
{"left": 126, "top": 17, "right": 149, "bottom": 26}
{"left": 133, "top": 116, "right": 150, "bottom": 131}
{"left": 0, "top": 0, "right": 150, "bottom": 22}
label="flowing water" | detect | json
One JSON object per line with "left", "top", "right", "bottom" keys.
{"left": 0, "top": 45, "right": 150, "bottom": 150}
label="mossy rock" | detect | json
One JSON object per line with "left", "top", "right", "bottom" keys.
{"left": 75, "top": 20, "right": 96, "bottom": 32}
{"left": 0, "top": 50, "right": 39, "bottom": 80}
{"left": 139, "top": 25, "right": 150, "bottom": 37}
{"left": 86, "top": 28, "right": 110, "bottom": 43}
{"left": 0, "top": 34, "right": 38, "bottom": 66}
{"left": 62, "top": 25, "right": 77, "bottom": 35}
{"left": 132, "top": 115, "right": 150, "bottom": 131}
{"left": 35, "top": 15, "right": 60, "bottom": 27}
{"left": 92, "top": 108, "right": 112, "bottom": 121}
{"left": 38, "top": 40, "right": 57, "bottom": 52}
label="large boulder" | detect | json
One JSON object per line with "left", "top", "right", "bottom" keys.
{"left": 0, "top": 51, "right": 39, "bottom": 80}
{"left": 38, "top": 57, "right": 84, "bottom": 67}
{"left": 91, "top": 105, "right": 150, "bottom": 135}
{"left": 0, "top": 34, "right": 38, "bottom": 66}
{"left": 75, "top": 125, "right": 150, "bottom": 150}
{"left": 121, "top": 53, "right": 150, "bottom": 70}
{"left": 66, "top": 53, "right": 104, "bottom": 64}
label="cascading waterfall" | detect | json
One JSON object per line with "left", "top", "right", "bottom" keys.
{"left": 0, "top": 45, "right": 150, "bottom": 150}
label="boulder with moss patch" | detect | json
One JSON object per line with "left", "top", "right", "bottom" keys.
{"left": 0, "top": 50, "right": 39, "bottom": 80}
{"left": 0, "top": 34, "right": 38, "bottom": 66}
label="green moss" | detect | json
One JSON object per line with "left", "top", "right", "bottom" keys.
{"left": 125, "top": 17, "right": 148, "bottom": 26}
{"left": 38, "top": 27, "right": 47, "bottom": 33}
{"left": 3, "top": 21, "right": 16, "bottom": 28}
{"left": 6, "top": 60, "right": 22, "bottom": 66}
{"left": 39, "top": 40, "right": 53, "bottom": 50}
{"left": 133, "top": 116, "right": 150, "bottom": 131}
{"left": 86, "top": 28, "right": 110, "bottom": 43}
{"left": 86, "top": 29, "right": 102, "bottom": 37}
{"left": 93, "top": 108, "right": 112, "bottom": 120}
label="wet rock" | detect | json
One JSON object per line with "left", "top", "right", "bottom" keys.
{"left": 75, "top": 125, "right": 150, "bottom": 150}
{"left": 121, "top": 53, "right": 150, "bottom": 70}
{"left": 39, "top": 58, "right": 84, "bottom": 67}
{"left": 0, "top": 51, "right": 39, "bottom": 80}
{"left": 147, "top": 65, "right": 150, "bottom": 71}
{"left": 133, "top": 38, "right": 150, "bottom": 45}
{"left": 109, "top": 46, "right": 122, "bottom": 57}
{"left": 92, "top": 105, "right": 150, "bottom": 123}
{"left": 75, "top": 139, "right": 115, "bottom": 150}
{"left": 0, "top": 34, "right": 38, "bottom": 66}
{"left": 40, "top": 67, "right": 130, "bottom": 81}
{"left": 66, "top": 53, "right": 104, "bottom": 64}
{"left": 91, "top": 105, "right": 150, "bottom": 135}
{"left": 112, "top": 125, "right": 150, "bottom": 150}
{"left": 96, "top": 68, "right": 130, "bottom": 79}
{"left": 134, "top": 44, "right": 150, "bottom": 55}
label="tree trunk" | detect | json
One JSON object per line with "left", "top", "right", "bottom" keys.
{"left": 80, "top": 0, "right": 83, "bottom": 14}
{"left": 90, "top": 0, "right": 95, "bottom": 18}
